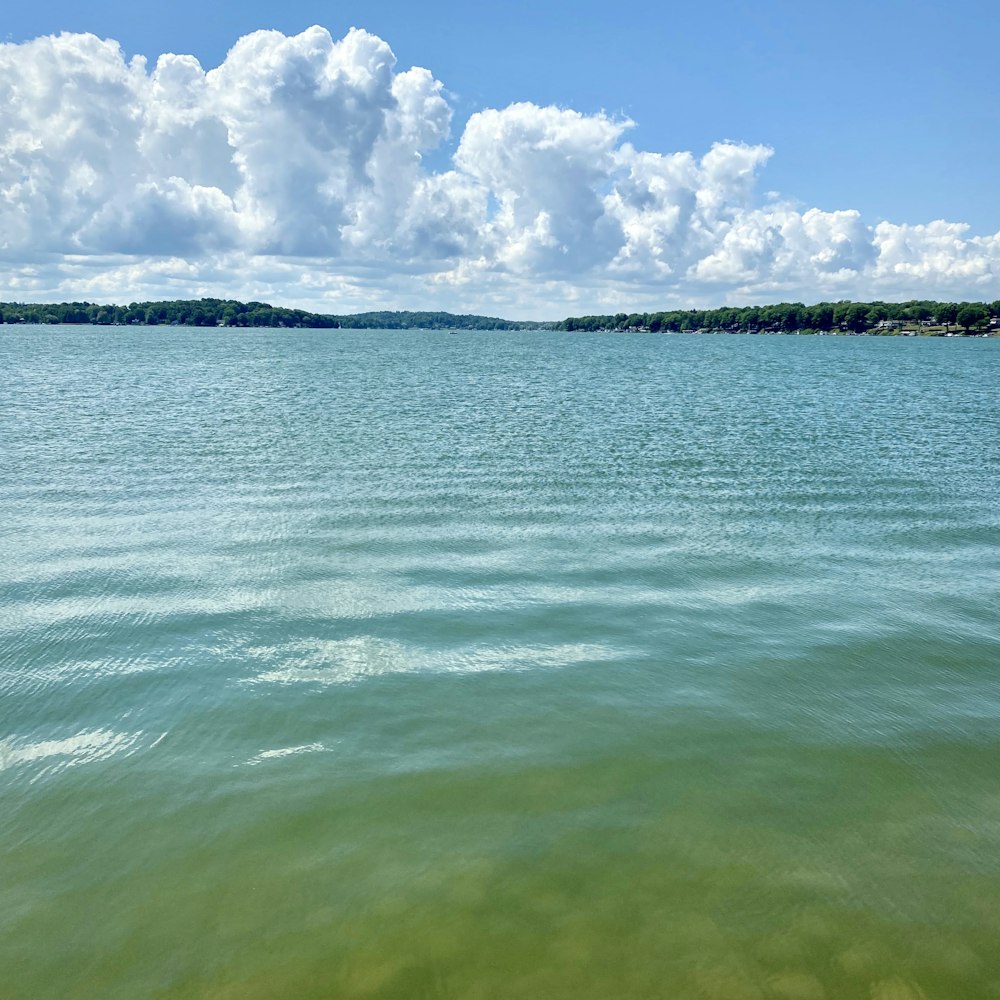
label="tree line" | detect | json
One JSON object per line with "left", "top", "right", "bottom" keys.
{"left": 559, "top": 300, "right": 999, "bottom": 334}
{"left": 1, "top": 297, "right": 997, "bottom": 334}
{"left": 0, "top": 299, "right": 544, "bottom": 330}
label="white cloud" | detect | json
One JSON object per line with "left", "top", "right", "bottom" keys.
{"left": 608, "top": 143, "right": 773, "bottom": 279}
{"left": 344, "top": 65, "right": 456, "bottom": 255}
{"left": 0, "top": 32, "right": 145, "bottom": 251}
{"left": 454, "top": 103, "right": 629, "bottom": 273}
{"left": 873, "top": 220, "right": 1000, "bottom": 292}
{"left": 1, "top": 26, "right": 997, "bottom": 317}
{"left": 142, "top": 53, "right": 240, "bottom": 194}
{"left": 78, "top": 178, "right": 242, "bottom": 254}
{"left": 207, "top": 26, "right": 402, "bottom": 254}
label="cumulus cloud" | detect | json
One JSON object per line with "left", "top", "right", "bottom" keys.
{"left": 454, "top": 103, "right": 629, "bottom": 273}
{"left": 0, "top": 32, "right": 145, "bottom": 252}
{"left": 873, "top": 220, "right": 1000, "bottom": 292}
{"left": 0, "top": 26, "right": 998, "bottom": 315}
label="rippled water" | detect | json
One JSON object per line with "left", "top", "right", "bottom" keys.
{"left": 2, "top": 327, "right": 999, "bottom": 999}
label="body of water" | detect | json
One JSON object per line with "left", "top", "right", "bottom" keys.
{"left": 2, "top": 328, "right": 999, "bottom": 999}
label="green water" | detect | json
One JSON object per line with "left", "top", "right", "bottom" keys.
{"left": 2, "top": 328, "right": 998, "bottom": 999}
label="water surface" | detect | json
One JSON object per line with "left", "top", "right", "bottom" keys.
{"left": 2, "top": 328, "right": 999, "bottom": 998}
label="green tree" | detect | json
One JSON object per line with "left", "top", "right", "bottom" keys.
{"left": 845, "top": 303, "right": 870, "bottom": 333}
{"left": 781, "top": 305, "right": 804, "bottom": 332}
{"left": 867, "top": 303, "right": 888, "bottom": 325}
{"left": 936, "top": 303, "right": 958, "bottom": 330}
{"left": 808, "top": 304, "right": 834, "bottom": 331}
{"left": 956, "top": 305, "right": 987, "bottom": 333}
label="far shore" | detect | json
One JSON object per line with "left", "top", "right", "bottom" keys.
{"left": 2, "top": 297, "right": 998, "bottom": 338}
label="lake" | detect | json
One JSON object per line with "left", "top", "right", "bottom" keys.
{"left": 2, "top": 327, "right": 998, "bottom": 998}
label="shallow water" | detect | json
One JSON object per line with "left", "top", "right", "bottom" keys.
{"left": 2, "top": 327, "right": 999, "bottom": 999}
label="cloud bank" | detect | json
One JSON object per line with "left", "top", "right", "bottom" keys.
{"left": 1, "top": 27, "right": 998, "bottom": 317}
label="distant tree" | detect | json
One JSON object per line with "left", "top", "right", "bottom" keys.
{"left": 780, "top": 305, "right": 805, "bottom": 332}
{"left": 956, "top": 305, "right": 987, "bottom": 333}
{"left": 936, "top": 303, "right": 958, "bottom": 330}
{"left": 808, "top": 304, "right": 834, "bottom": 331}
{"left": 867, "top": 303, "right": 888, "bottom": 325}
{"left": 845, "top": 303, "right": 870, "bottom": 332}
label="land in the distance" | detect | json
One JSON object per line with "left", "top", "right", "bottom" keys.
{"left": 1, "top": 297, "right": 998, "bottom": 336}
{"left": 0, "top": 300, "right": 543, "bottom": 331}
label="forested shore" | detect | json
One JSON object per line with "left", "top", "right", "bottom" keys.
{"left": 559, "top": 300, "right": 1000, "bottom": 335}
{"left": 1, "top": 297, "right": 998, "bottom": 334}
{"left": 0, "top": 300, "right": 541, "bottom": 330}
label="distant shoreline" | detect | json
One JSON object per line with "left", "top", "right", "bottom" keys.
{"left": 1, "top": 297, "right": 997, "bottom": 337}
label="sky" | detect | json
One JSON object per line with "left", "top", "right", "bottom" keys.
{"left": 1, "top": 0, "right": 998, "bottom": 319}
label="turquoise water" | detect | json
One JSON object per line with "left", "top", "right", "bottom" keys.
{"left": 2, "top": 328, "right": 999, "bottom": 999}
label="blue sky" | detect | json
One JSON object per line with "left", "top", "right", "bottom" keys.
{"left": 2, "top": 0, "right": 998, "bottom": 316}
